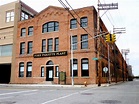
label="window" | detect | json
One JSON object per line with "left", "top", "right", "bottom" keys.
{"left": 70, "top": 19, "right": 77, "bottom": 29}
{"left": 28, "top": 26, "right": 33, "bottom": 36}
{"left": 42, "top": 21, "right": 59, "bottom": 33}
{"left": 0, "top": 44, "right": 12, "bottom": 56}
{"left": 20, "top": 42, "right": 25, "bottom": 55}
{"left": 42, "top": 39, "right": 46, "bottom": 52}
{"left": 21, "top": 11, "right": 29, "bottom": 20}
{"left": 81, "top": 34, "right": 88, "bottom": 49}
{"left": 21, "top": 28, "right": 26, "bottom": 37}
{"left": 81, "top": 58, "right": 89, "bottom": 76}
{"left": 71, "top": 59, "right": 78, "bottom": 76}
{"left": 19, "top": 62, "right": 24, "bottom": 77}
{"left": 27, "top": 41, "right": 33, "bottom": 54}
{"left": 47, "top": 38, "right": 53, "bottom": 52}
{"left": 6, "top": 10, "right": 14, "bottom": 22}
{"left": 41, "top": 67, "right": 44, "bottom": 77}
{"left": 55, "top": 66, "right": 59, "bottom": 77}
{"left": 26, "top": 62, "right": 32, "bottom": 77}
{"left": 80, "top": 17, "right": 88, "bottom": 27}
{"left": 71, "top": 35, "right": 77, "bottom": 50}
{"left": 54, "top": 38, "right": 59, "bottom": 51}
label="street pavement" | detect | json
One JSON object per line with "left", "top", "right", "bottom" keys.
{"left": 0, "top": 80, "right": 138, "bottom": 104}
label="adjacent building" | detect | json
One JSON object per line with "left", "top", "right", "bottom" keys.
{"left": 0, "top": 0, "right": 37, "bottom": 83}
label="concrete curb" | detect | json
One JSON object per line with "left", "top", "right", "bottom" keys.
{"left": 0, "top": 82, "right": 124, "bottom": 88}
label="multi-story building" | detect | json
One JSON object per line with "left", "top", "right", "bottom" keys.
{"left": 11, "top": 5, "right": 128, "bottom": 85}
{"left": 0, "top": 1, "right": 37, "bottom": 83}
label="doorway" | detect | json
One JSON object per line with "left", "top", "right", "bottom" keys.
{"left": 0, "top": 64, "right": 11, "bottom": 83}
{"left": 46, "top": 67, "right": 53, "bottom": 81}
{"left": 46, "top": 61, "right": 54, "bottom": 81}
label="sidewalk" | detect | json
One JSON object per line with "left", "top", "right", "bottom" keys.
{"left": 0, "top": 82, "right": 123, "bottom": 88}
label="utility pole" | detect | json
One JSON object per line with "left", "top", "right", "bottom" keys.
{"left": 121, "top": 49, "right": 130, "bottom": 82}
{"left": 97, "top": 1, "right": 118, "bottom": 86}
{"left": 70, "top": 35, "right": 74, "bottom": 86}
{"left": 97, "top": 0, "right": 101, "bottom": 86}
{"left": 108, "top": 43, "right": 111, "bottom": 84}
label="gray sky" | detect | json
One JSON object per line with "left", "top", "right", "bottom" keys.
{"left": 0, "top": 0, "right": 139, "bottom": 76}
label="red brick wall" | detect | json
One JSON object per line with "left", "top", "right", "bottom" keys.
{"left": 12, "top": 6, "right": 123, "bottom": 85}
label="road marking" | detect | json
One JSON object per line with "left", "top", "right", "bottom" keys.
{"left": 0, "top": 90, "right": 37, "bottom": 96}
{"left": 41, "top": 88, "right": 94, "bottom": 104}
{"left": 41, "top": 92, "right": 79, "bottom": 104}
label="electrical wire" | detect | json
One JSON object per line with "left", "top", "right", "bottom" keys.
{"left": 58, "top": 0, "right": 94, "bottom": 37}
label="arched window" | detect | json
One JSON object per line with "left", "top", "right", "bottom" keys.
{"left": 80, "top": 17, "right": 88, "bottom": 27}
{"left": 26, "top": 62, "right": 32, "bottom": 77}
{"left": 19, "top": 62, "right": 24, "bottom": 77}
{"left": 70, "top": 59, "right": 78, "bottom": 76}
{"left": 81, "top": 58, "right": 89, "bottom": 76}
{"left": 42, "top": 21, "right": 59, "bottom": 33}
{"left": 46, "top": 60, "right": 54, "bottom": 65}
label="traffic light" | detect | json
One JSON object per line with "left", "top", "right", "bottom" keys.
{"left": 112, "top": 34, "right": 116, "bottom": 42}
{"left": 105, "top": 34, "right": 110, "bottom": 42}
{"left": 105, "top": 34, "right": 116, "bottom": 43}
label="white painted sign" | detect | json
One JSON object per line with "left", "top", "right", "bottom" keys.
{"left": 103, "top": 67, "right": 108, "bottom": 73}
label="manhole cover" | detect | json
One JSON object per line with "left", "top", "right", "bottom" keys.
{"left": 101, "top": 100, "right": 121, "bottom": 104}
{"left": 0, "top": 101, "right": 16, "bottom": 104}
{"left": 81, "top": 93, "right": 93, "bottom": 95}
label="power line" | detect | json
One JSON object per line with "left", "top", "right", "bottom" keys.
{"left": 58, "top": 0, "right": 93, "bottom": 37}
{"left": 99, "top": 0, "right": 114, "bottom": 27}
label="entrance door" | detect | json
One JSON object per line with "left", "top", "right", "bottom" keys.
{"left": 46, "top": 67, "right": 53, "bottom": 81}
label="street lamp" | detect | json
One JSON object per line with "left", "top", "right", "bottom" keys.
{"left": 121, "top": 48, "right": 130, "bottom": 81}
{"left": 121, "top": 49, "right": 130, "bottom": 63}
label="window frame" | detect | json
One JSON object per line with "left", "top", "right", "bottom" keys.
{"left": 54, "top": 38, "right": 59, "bottom": 51}
{"left": 81, "top": 58, "right": 89, "bottom": 77}
{"left": 70, "top": 19, "right": 77, "bottom": 29}
{"left": 42, "top": 39, "right": 46, "bottom": 52}
{"left": 71, "top": 59, "right": 78, "bottom": 77}
{"left": 21, "top": 28, "right": 26, "bottom": 37}
{"left": 21, "top": 11, "right": 29, "bottom": 21}
{"left": 55, "top": 66, "right": 59, "bottom": 77}
{"left": 0, "top": 44, "right": 12, "bottom": 56}
{"left": 27, "top": 41, "right": 33, "bottom": 54}
{"left": 71, "top": 35, "right": 77, "bottom": 50}
{"left": 6, "top": 10, "right": 14, "bottom": 22}
{"left": 42, "top": 21, "right": 59, "bottom": 33}
{"left": 28, "top": 26, "right": 33, "bottom": 36}
{"left": 81, "top": 34, "right": 88, "bottom": 49}
{"left": 20, "top": 42, "right": 25, "bottom": 55}
{"left": 19, "top": 62, "right": 24, "bottom": 77}
{"left": 26, "top": 62, "right": 32, "bottom": 77}
{"left": 41, "top": 67, "right": 44, "bottom": 77}
{"left": 47, "top": 38, "right": 53, "bottom": 52}
{"left": 80, "top": 17, "right": 88, "bottom": 28}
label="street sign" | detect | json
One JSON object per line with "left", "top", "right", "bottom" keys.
{"left": 103, "top": 67, "right": 108, "bottom": 73}
{"left": 98, "top": 3, "right": 118, "bottom": 10}
{"left": 92, "top": 57, "right": 99, "bottom": 60}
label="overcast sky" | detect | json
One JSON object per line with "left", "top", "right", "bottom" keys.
{"left": 0, "top": 0, "right": 139, "bottom": 76}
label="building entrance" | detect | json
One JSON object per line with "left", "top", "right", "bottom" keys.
{"left": 46, "top": 67, "right": 53, "bottom": 81}
{"left": 46, "top": 61, "right": 54, "bottom": 81}
{"left": 0, "top": 64, "right": 11, "bottom": 83}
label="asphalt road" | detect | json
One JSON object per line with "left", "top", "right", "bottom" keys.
{"left": 0, "top": 80, "right": 139, "bottom": 104}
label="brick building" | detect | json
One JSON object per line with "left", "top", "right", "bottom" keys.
{"left": 11, "top": 5, "right": 128, "bottom": 85}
